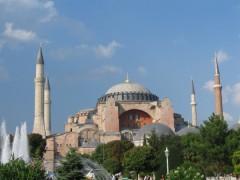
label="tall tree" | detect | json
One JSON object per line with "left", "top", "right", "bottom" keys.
{"left": 123, "top": 146, "right": 154, "bottom": 179}
{"left": 28, "top": 133, "right": 46, "bottom": 158}
{"left": 56, "top": 148, "right": 84, "bottom": 180}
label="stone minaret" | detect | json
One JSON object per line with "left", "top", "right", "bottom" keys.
{"left": 33, "top": 47, "right": 46, "bottom": 137}
{"left": 44, "top": 77, "right": 51, "bottom": 136}
{"left": 190, "top": 79, "right": 197, "bottom": 127}
{"left": 214, "top": 54, "right": 223, "bottom": 117}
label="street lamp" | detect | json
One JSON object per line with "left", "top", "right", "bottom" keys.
{"left": 164, "top": 147, "right": 169, "bottom": 175}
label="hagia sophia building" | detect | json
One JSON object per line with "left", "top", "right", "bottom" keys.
{"left": 31, "top": 47, "right": 224, "bottom": 171}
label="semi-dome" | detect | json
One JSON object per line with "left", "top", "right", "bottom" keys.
{"left": 134, "top": 123, "right": 174, "bottom": 140}
{"left": 176, "top": 126, "right": 200, "bottom": 136}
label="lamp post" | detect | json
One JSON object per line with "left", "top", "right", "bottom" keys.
{"left": 165, "top": 147, "right": 169, "bottom": 175}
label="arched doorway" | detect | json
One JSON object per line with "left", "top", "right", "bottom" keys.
{"left": 119, "top": 109, "right": 152, "bottom": 130}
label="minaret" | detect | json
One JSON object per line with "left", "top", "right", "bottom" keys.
{"left": 190, "top": 80, "right": 197, "bottom": 127}
{"left": 44, "top": 77, "right": 51, "bottom": 136}
{"left": 33, "top": 47, "right": 46, "bottom": 137}
{"left": 214, "top": 54, "right": 223, "bottom": 117}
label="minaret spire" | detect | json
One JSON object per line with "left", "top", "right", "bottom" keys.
{"left": 214, "top": 52, "right": 220, "bottom": 75}
{"left": 33, "top": 46, "right": 46, "bottom": 137}
{"left": 190, "top": 79, "right": 197, "bottom": 127}
{"left": 213, "top": 53, "right": 223, "bottom": 117}
{"left": 125, "top": 72, "right": 130, "bottom": 83}
{"left": 44, "top": 77, "right": 51, "bottom": 136}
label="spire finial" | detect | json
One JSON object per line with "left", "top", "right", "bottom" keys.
{"left": 36, "top": 46, "right": 44, "bottom": 64}
{"left": 191, "top": 79, "right": 195, "bottom": 95}
{"left": 44, "top": 76, "right": 50, "bottom": 90}
{"left": 125, "top": 72, "right": 130, "bottom": 83}
{"left": 214, "top": 52, "right": 220, "bottom": 75}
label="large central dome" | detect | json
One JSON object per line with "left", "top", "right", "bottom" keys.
{"left": 98, "top": 76, "right": 159, "bottom": 103}
{"left": 105, "top": 80, "right": 151, "bottom": 94}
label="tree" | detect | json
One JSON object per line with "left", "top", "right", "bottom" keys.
{"left": 56, "top": 148, "right": 84, "bottom": 180}
{"left": 147, "top": 131, "right": 183, "bottom": 178}
{"left": 92, "top": 140, "right": 134, "bottom": 174}
{"left": 232, "top": 150, "right": 240, "bottom": 177}
{"left": 199, "top": 114, "right": 230, "bottom": 176}
{"left": 123, "top": 146, "right": 154, "bottom": 179}
{"left": 167, "top": 164, "right": 205, "bottom": 180}
{"left": 0, "top": 159, "right": 46, "bottom": 180}
{"left": 28, "top": 133, "right": 46, "bottom": 158}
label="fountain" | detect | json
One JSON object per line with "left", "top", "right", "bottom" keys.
{"left": 0, "top": 121, "right": 30, "bottom": 164}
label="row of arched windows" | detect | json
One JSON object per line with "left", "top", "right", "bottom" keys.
{"left": 98, "top": 92, "right": 158, "bottom": 103}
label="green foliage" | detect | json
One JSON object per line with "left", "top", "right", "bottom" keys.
{"left": 103, "top": 158, "right": 121, "bottom": 174}
{"left": 92, "top": 140, "right": 134, "bottom": 174}
{"left": 232, "top": 150, "right": 240, "bottom": 176}
{"left": 123, "top": 146, "right": 154, "bottom": 175}
{"left": 56, "top": 148, "right": 84, "bottom": 180}
{"left": 168, "top": 164, "right": 205, "bottom": 180}
{"left": 0, "top": 159, "right": 46, "bottom": 180}
{"left": 181, "top": 114, "right": 231, "bottom": 176}
{"left": 28, "top": 133, "right": 46, "bottom": 159}
{"left": 147, "top": 131, "right": 183, "bottom": 177}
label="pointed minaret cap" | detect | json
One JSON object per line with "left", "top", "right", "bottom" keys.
{"left": 44, "top": 77, "right": 50, "bottom": 90}
{"left": 191, "top": 79, "right": 195, "bottom": 95}
{"left": 214, "top": 52, "right": 220, "bottom": 75}
{"left": 36, "top": 46, "right": 44, "bottom": 64}
{"left": 124, "top": 72, "right": 130, "bottom": 83}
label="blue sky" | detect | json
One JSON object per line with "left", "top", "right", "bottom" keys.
{"left": 0, "top": 0, "right": 240, "bottom": 133}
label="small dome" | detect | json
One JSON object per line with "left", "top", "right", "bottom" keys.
{"left": 106, "top": 81, "right": 151, "bottom": 95}
{"left": 134, "top": 123, "right": 174, "bottom": 140}
{"left": 176, "top": 126, "right": 200, "bottom": 136}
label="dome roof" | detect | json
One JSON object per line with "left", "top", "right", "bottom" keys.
{"left": 134, "top": 123, "right": 174, "bottom": 140}
{"left": 106, "top": 79, "right": 151, "bottom": 95}
{"left": 176, "top": 126, "right": 200, "bottom": 136}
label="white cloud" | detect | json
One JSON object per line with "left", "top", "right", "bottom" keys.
{"left": 0, "top": 0, "right": 57, "bottom": 23}
{"left": 203, "top": 80, "right": 214, "bottom": 92}
{"left": 215, "top": 50, "right": 229, "bottom": 63}
{"left": 0, "top": 66, "right": 8, "bottom": 81}
{"left": 138, "top": 66, "right": 147, "bottom": 75}
{"left": 223, "top": 112, "right": 234, "bottom": 123}
{"left": 3, "top": 22, "right": 37, "bottom": 42}
{"left": 94, "top": 65, "right": 122, "bottom": 75}
{"left": 95, "top": 41, "right": 121, "bottom": 58}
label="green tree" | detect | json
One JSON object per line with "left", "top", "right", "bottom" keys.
{"left": 232, "top": 150, "right": 240, "bottom": 177}
{"left": 147, "top": 131, "right": 183, "bottom": 178}
{"left": 123, "top": 146, "right": 154, "bottom": 179}
{"left": 28, "top": 133, "right": 46, "bottom": 158}
{"left": 167, "top": 164, "right": 205, "bottom": 180}
{"left": 0, "top": 159, "right": 45, "bottom": 180}
{"left": 199, "top": 114, "right": 230, "bottom": 176}
{"left": 92, "top": 140, "right": 134, "bottom": 174}
{"left": 56, "top": 148, "right": 84, "bottom": 180}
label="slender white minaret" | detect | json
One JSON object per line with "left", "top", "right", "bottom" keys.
{"left": 214, "top": 53, "right": 223, "bottom": 117}
{"left": 33, "top": 47, "right": 46, "bottom": 136}
{"left": 44, "top": 77, "right": 51, "bottom": 136}
{"left": 190, "top": 79, "right": 197, "bottom": 127}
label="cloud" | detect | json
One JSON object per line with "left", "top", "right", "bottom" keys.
{"left": 0, "top": 0, "right": 57, "bottom": 23}
{"left": 0, "top": 66, "right": 8, "bottom": 81}
{"left": 91, "top": 65, "right": 122, "bottom": 78}
{"left": 95, "top": 41, "right": 121, "bottom": 58}
{"left": 3, "top": 22, "right": 37, "bottom": 42}
{"left": 50, "top": 44, "right": 90, "bottom": 60}
{"left": 214, "top": 50, "right": 229, "bottom": 63}
{"left": 137, "top": 66, "right": 147, "bottom": 75}
{"left": 203, "top": 80, "right": 214, "bottom": 92}
{"left": 223, "top": 112, "right": 234, "bottom": 124}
